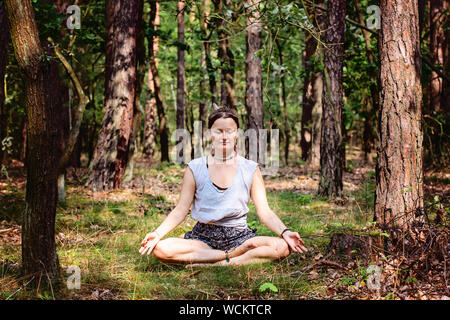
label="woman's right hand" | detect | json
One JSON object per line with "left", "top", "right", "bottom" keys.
{"left": 139, "top": 232, "right": 161, "bottom": 255}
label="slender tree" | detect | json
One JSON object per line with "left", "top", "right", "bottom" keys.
{"left": 300, "top": 1, "right": 325, "bottom": 168}
{"left": 275, "top": 38, "right": 289, "bottom": 166}
{"left": 142, "top": 1, "right": 161, "bottom": 160}
{"left": 300, "top": 32, "right": 316, "bottom": 164}
{"left": 353, "top": 0, "right": 378, "bottom": 162}
{"left": 245, "top": 0, "right": 264, "bottom": 164}
{"left": 125, "top": 0, "right": 145, "bottom": 182}
{"left": 318, "top": 0, "right": 346, "bottom": 197}
{"left": 197, "top": 0, "right": 213, "bottom": 150}
{"left": 5, "top": 0, "right": 60, "bottom": 282}
{"left": 89, "top": 0, "right": 140, "bottom": 191}
{"left": 443, "top": 1, "right": 450, "bottom": 112}
{"left": 212, "top": 0, "right": 237, "bottom": 109}
{"left": 0, "top": 4, "right": 9, "bottom": 166}
{"left": 375, "top": 0, "right": 424, "bottom": 231}
{"left": 176, "top": 0, "right": 186, "bottom": 161}
{"left": 429, "top": 0, "right": 447, "bottom": 113}
{"left": 147, "top": 0, "right": 169, "bottom": 162}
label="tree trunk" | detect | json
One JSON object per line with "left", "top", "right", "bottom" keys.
{"left": 5, "top": 0, "right": 59, "bottom": 283}
{"left": 429, "top": 0, "right": 446, "bottom": 113}
{"left": 44, "top": 0, "right": 72, "bottom": 204}
{"left": 353, "top": 0, "right": 378, "bottom": 162}
{"left": 275, "top": 38, "right": 289, "bottom": 166}
{"left": 301, "top": 1, "right": 325, "bottom": 169}
{"left": 300, "top": 32, "right": 316, "bottom": 163}
{"left": 311, "top": 72, "right": 323, "bottom": 170}
{"left": 147, "top": 0, "right": 169, "bottom": 162}
{"left": 213, "top": 0, "right": 237, "bottom": 109}
{"left": 142, "top": 1, "right": 160, "bottom": 160}
{"left": 89, "top": 0, "right": 139, "bottom": 191}
{"left": 318, "top": 0, "right": 345, "bottom": 198}
{"left": 204, "top": 1, "right": 218, "bottom": 107}
{"left": 245, "top": 0, "right": 264, "bottom": 165}
{"left": 443, "top": 0, "right": 450, "bottom": 113}
{"left": 0, "top": 4, "right": 9, "bottom": 166}
{"left": 125, "top": 0, "right": 144, "bottom": 182}
{"left": 375, "top": 0, "right": 424, "bottom": 231}
{"left": 198, "top": 0, "right": 212, "bottom": 150}
{"left": 176, "top": 0, "right": 186, "bottom": 161}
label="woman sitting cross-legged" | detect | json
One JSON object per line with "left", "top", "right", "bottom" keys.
{"left": 139, "top": 106, "right": 308, "bottom": 266}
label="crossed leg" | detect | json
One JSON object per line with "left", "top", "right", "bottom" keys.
{"left": 152, "top": 238, "right": 227, "bottom": 265}
{"left": 152, "top": 236, "right": 290, "bottom": 267}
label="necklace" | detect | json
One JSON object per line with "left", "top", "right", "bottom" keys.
{"left": 212, "top": 150, "right": 236, "bottom": 163}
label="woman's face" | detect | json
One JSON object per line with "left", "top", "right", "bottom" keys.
{"left": 210, "top": 117, "right": 238, "bottom": 156}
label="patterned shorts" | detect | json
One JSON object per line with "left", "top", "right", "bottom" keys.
{"left": 184, "top": 222, "right": 258, "bottom": 251}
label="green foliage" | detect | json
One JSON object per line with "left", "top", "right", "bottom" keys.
{"left": 259, "top": 282, "right": 278, "bottom": 293}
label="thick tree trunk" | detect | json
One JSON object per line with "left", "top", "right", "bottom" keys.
{"left": 375, "top": 0, "right": 424, "bottom": 231}
{"left": 0, "top": 4, "right": 9, "bottom": 166}
{"left": 5, "top": 0, "right": 59, "bottom": 282}
{"left": 89, "top": 0, "right": 139, "bottom": 191}
{"left": 245, "top": 0, "right": 264, "bottom": 164}
{"left": 176, "top": 0, "right": 186, "bottom": 161}
{"left": 318, "top": 0, "right": 345, "bottom": 197}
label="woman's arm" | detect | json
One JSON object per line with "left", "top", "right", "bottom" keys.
{"left": 250, "top": 166, "right": 308, "bottom": 254}
{"left": 140, "top": 166, "right": 196, "bottom": 254}
{"left": 154, "top": 166, "right": 196, "bottom": 237}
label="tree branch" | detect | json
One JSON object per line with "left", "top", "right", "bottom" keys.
{"left": 48, "top": 37, "right": 90, "bottom": 173}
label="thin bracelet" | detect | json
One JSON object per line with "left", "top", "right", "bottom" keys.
{"left": 280, "top": 228, "right": 291, "bottom": 238}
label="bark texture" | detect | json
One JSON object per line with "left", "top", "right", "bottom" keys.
{"left": 146, "top": 0, "right": 169, "bottom": 162}
{"left": 301, "top": 1, "right": 324, "bottom": 169}
{"left": 245, "top": 0, "right": 264, "bottom": 165}
{"left": 89, "top": 0, "right": 139, "bottom": 191}
{"left": 375, "top": 0, "right": 424, "bottom": 230}
{"left": 198, "top": 0, "right": 212, "bottom": 149}
{"left": 176, "top": 0, "right": 186, "bottom": 160}
{"left": 429, "top": 0, "right": 447, "bottom": 113}
{"left": 142, "top": 0, "right": 160, "bottom": 159}
{"left": 213, "top": 0, "right": 237, "bottom": 109}
{"left": 5, "top": 0, "right": 59, "bottom": 282}
{"left": 318, "top": 0, "right": 345, "bottom": 197}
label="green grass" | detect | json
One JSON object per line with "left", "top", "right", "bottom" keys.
{"left": 0, "top": 165, "right": 376, "bottom": 300}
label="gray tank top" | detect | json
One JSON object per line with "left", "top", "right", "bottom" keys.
{"left": 187, "top": 155, "right": 259, "bottom": 229}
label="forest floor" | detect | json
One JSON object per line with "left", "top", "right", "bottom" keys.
{"left": 0, "top": 147, "right": 448, "bottom": 300}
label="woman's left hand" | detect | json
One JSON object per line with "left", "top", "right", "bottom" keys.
{"left": 282, "top": 231, "right": 308, "bottom": 254}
